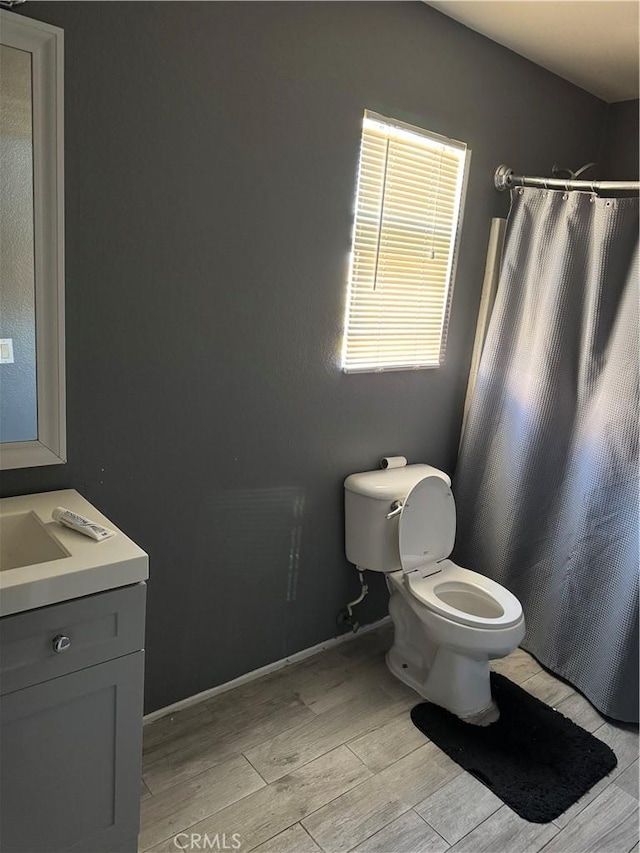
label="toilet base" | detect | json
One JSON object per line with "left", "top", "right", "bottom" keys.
{"left": 386, "top": 586, "right": 508, "bottom": 722}
{"left": 386, "top": 645, "right": 496, "bottom": 722}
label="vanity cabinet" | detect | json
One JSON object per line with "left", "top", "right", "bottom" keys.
{"left": 0, "top": 583, "right": 146, "bottom": 853}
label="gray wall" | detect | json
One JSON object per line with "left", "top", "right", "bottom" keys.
{"left": 2, "top": 1, "right": 605, "bottom": 713}
{"left": 599, "top": 99, "right": 639, "bottom": 181}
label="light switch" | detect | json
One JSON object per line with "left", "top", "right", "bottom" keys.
{"left": 0, "top": 339, "right": 15, "bottom": 364}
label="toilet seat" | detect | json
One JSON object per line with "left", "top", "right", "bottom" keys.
{"left": 406, "top": 560, "right": 523, "bottom": 630}
{"left": 398, "top": 475, "right": 522, "bottom": 630}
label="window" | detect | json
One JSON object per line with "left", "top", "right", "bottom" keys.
{"left": 341, "top": 111, "right": 468, "bottom": 373}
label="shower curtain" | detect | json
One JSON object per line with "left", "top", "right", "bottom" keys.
{"left": 454, "top": 187, "right": 639, "bottom": 723}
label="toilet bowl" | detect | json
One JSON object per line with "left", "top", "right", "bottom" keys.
{"left": 344, "top": 464, "right": 525, "bottom": 721}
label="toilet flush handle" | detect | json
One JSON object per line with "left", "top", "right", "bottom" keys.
{"left": 386, "top": 500, "right": 404, "bottom": 519}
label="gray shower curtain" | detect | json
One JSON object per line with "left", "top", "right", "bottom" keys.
{"left": 454, "top": 187, "right": 639, "bottom": 723}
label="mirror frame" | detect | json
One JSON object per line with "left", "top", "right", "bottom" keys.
{"left": 0, "top": 11, "right": 65, "bottom": 470}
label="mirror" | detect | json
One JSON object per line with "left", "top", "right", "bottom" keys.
{"left": 1, "top": 43, "right": 37, "bottom": 444}
{"left": 0, "top": 12, "right": 65, "bottom": 469}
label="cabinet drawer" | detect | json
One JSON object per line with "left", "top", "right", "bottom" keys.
{"left": 0, "top": 583, "right": 146, "bottom": 694}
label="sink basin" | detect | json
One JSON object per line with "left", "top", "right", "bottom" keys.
{"left": 0, "top": 490, "right": 148, "bottom": 616}
{"left": 0, "top": 511, "right": 70, "bottom": 571}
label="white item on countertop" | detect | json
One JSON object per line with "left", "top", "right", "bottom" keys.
{"left": 52, "top": 507, "right": 116, "bottom": 542}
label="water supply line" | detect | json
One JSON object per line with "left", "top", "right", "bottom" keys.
{"left": 337, "top": 569, "right": 369, "bottom": 633}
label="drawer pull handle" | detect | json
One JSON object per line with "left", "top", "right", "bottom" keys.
{"left": 53, "top": 635, "right": 71, "bottom": 653}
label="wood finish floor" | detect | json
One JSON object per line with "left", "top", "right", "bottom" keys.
{"left": 140, "top": 624, "right": 639, "bottom": 853}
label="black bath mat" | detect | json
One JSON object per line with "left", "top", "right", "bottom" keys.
{"left": 410, "top": 672, "right": 617, "bottom": 823}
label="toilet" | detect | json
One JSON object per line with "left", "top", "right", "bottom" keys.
{"left": 344, "top": 463, "right": 525, "bottom": 721}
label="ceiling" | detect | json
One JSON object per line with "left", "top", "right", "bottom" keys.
{"left": 425, "top": 1, "right": 639, "bottom": 103}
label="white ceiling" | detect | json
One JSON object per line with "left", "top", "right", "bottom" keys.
{"left": 426, "top": 1, "right": 639, "bottom": 103}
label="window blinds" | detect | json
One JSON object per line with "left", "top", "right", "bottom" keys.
{"left": 342, "top": 112, "right": 467, "bottom": 372}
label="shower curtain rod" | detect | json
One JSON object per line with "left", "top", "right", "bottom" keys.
{"left": 494, "top": 164, "right": 640, "bottom": 193}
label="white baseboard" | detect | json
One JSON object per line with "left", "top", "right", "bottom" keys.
{"left": 143, "top": 616, "right": 391, "bottom": 725}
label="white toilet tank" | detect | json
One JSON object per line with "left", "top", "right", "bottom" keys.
{"left": 344, "top": 463, "right": 451, "bottom": 572}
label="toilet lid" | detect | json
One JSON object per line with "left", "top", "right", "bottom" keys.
{"left": 399, "top": 476, "right": 456, "bottom": 574}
